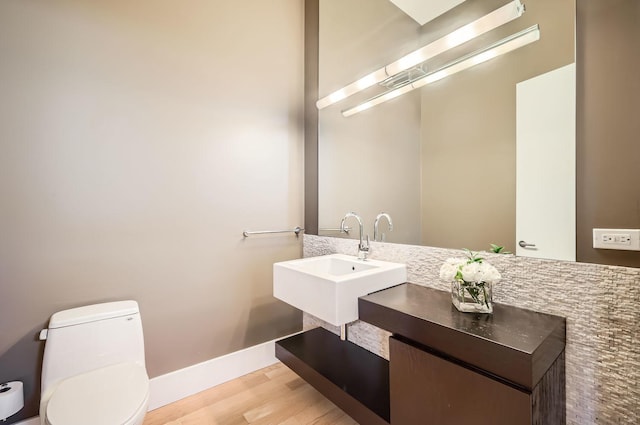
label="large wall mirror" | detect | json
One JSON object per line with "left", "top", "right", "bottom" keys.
{"left": 316, "top": 0, "right": 575, "bottom": 256}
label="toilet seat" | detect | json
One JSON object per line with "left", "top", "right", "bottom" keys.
{"left": 45, "top": 363, "right": 149, "bottom": 425}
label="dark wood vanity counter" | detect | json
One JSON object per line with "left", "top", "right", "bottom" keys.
{"left": 277, "top": 283, "right": 566, "bottom": 425}
{"left": 359, "top": 283, "right": 566, "bottom": 391}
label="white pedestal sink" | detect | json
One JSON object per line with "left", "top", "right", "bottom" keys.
{"left": 273, "top": 254, "right": 407, "bottom": 326}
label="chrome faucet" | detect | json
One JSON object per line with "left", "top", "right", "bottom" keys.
{"left": 374, "top": 212, "right": 393, "bottom": 242}
{"left": 340, "top": 212, "right": 369, "bottom": 260}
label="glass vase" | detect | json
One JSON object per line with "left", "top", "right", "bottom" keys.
{"left": 451, "top": 280, "right": 493, "bottom": 313}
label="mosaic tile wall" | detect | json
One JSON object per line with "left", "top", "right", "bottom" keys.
{"left": 303, "top": 235, "right": 640, "bottom": 425}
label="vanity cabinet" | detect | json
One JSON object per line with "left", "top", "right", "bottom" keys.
{"left": 360, "top": 284, "right": 566, "bottom": 425}
{"left": 277, "top": 283, "right": 566, "bottom": 425}
{"left": 390, "top": 336, "right": 531, "bottom": 424}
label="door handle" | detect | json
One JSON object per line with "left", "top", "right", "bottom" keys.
{"left": 518, "top": 240, "right": 537, "bottom": 248}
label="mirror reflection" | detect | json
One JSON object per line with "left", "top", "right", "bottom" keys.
{"left": 317, "top": 0, "right": 575, "bottom": 255}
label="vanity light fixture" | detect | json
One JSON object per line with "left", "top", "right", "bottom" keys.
{"left": 316, "top": 0, "right": 526, "bottom": 110}
{"left": 342, "top": 24, "right": 540, "bottom": 117}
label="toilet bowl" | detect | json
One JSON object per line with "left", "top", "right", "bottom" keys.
{"left": 40, "top": 301, "right": 150, "bottom": 425}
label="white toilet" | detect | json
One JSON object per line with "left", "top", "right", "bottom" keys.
{"left": 39, "top": 301, "right": 150, "bottom": 425}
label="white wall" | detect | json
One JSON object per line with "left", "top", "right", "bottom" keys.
{"left": 0, "top": 1, "right": 304, "bottom": 421}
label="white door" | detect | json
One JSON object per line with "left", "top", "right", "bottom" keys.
{"left": 516, "top": 63, "right": 576, "bottom": 261}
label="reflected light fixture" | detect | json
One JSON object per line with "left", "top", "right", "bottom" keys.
{"left": 342, "top": 25, "right": 540, "bottom": 117}
{"left": 316, "top": 0, "right": 526, "bottom": 110}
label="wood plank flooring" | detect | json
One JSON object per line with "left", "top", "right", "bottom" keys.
{"left": 143, "top": 362, "right": 358, "bottom": 425}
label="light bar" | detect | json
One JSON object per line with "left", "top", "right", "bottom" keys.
{"left": 342, "top": 25, "right": 540, "bottom": 117}
{"left": 316, "top": 0, "right": 525, "bottom": 110}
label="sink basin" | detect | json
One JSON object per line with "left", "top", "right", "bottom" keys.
{"left": 273, "top": 254, "right": 407, "bottom": 326}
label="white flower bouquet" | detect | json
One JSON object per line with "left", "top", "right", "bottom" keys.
{"left": 440, "top": 250, "right": 501, "bottom": 313}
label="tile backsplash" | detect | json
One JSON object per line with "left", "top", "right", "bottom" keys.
{"left": 303, "top": 235, "right": 640, "bottom": 425}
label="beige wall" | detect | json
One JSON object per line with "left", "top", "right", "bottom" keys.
{"left": 0, "top": 0, "right": 304, "bottom": 421}
{"left": 420, "top": 0, "right": 575, "bottom": 252}
{"left": 317, "top": 0, "right": 422, "bottom": 245}
{"left": 576, "top": 0, "right": 640, "bottom": 268}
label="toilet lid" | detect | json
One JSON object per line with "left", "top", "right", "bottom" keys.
{"left": 47, "top": 363, "right": 149, "bottom": 425}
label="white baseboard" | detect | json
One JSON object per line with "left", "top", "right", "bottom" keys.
{"left": 147, "top": 337, "right": 282, "bottom": 410}
{"left": 15, "top": 335, "right": 294, "bottom": 424}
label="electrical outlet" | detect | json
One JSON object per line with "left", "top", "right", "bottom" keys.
{"left": 593, "top": 229, "right": 640, "bottom": 251}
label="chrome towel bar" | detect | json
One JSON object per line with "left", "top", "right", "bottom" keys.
{"left": 319, "top": 226, "right": 351, "bottom": 234}
{"left": 243, "top": 227, "right": 304, "bottom": 238}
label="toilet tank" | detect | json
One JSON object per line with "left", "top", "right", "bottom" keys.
{"left": 41, "top": 301, "right": 146, "bottom": 395}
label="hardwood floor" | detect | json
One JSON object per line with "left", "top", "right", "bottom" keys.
{"left": 143, "top": 362, "right": 358, "bottom": 425}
